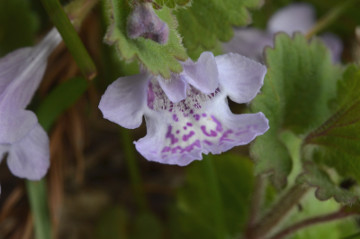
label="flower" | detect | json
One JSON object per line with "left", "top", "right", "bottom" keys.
{"left": 99, "top": 52, "right": 269, "bottom": 166}
{"left": 223, "top": 3, "right": 343, "bottom": 63}
{"left": 0, "top": 28, "right": 61, "bottom": 184}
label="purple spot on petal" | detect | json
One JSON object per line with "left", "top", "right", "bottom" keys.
{"left": 211, "top": 115, "right": 223, "bottom": 132}
{"left": 190, "top": 110, "right": 194, "bottom": 114}
{"left": 203, "top": 140, "right": 213, "bottom": 146}
{"left": 182, "top": 140, "right": 201, "bottom": 153}
{"left": 176, "top": 130, "right": 180, "bottom": 134}
{"left": 182, "top": 131, "right": 195, "bottom": 141}
{"left": 186, "top": 122, "right": 193, "bottom": 127}
{"left": 172, "top": 114, "right": 179, "bottom": 122}
{"left": 202, "top": 113, "right": 207, "bottom": 117}
{"left": 147, "top": 82, "right": 155, "bottom": 109}
{"left": 220, "top": 130, "right": 234, "bottom": 142}
{"left": 201, "top": 125, "right": 217, "bottom": 137}
{"left": 183, "top": 126, "right": 187, "bottom": 130}
{"left": 166, "top": 125, "right": 178, "bottom": 145}
{"left": 194, "top": 114, "right": 200, "bottom": 121}
{"left": 161, "top": 146, "right": 171, "bottom": 153}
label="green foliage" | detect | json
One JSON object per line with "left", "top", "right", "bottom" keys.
{"left": 251, "top": 33, "right": 342, "bottom": 188}
{"left": 297, "top": 163, "right": 359, "bottom": 204}
{"left": 154, "top": 0, "right": 191, "bottom": 9}
{"left": 36, "top": 77, "right": 88, "bottom": 131}
{"left": 104, "top": 0, "right": 187, "bottom": 78}
{"left": 96, "top": 207, "right": 162, "bottom": 239}
{"left": 304, "top": 65, "right": 360, "bottom": 183}
{"left": 96, "top": 207, "right": 128, "bottom": 239}
{"left": 175, "top": 0, "right": 263, "bottom": 54}
{"left": 0, "top": 0, "right": 39, "bottom": 56}
{"left": 170, "top": 154, "right": 254, "bottom": 238}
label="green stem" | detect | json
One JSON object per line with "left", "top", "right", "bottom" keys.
{"left": 252, "top": 183, "right": 309, "bottom": 238}
{"left": 202, "top": 156, "right": 228, "bottom": 239}
{"left": 306, "top": 0, "right": 359, "bottom": 39}
{"left": 120, "top": 129, "right": 148, "bottom": 211}
{"left": 26, "top": 180, "right": 52, "bottom": 239}
{"left": 40, "top": 0, "right": 97, "bottom": 79}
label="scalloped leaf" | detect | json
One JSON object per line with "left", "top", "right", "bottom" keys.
{"left": 250, "top": 33, "right": 342, "bottom": 188}
{"left": 175, "top": 0, "right": 263, "bottom": 54}
{"left": 104, "top": 0, "right": 188, "bottom": 78}
{"left": 297, "top": 163, "right": 359, "bottom": 204}
{"left": 305, "top": 65, "right": 360, "bottom": 182}
{"left": 154, "top": 0, "right": 191, "bottom": 9}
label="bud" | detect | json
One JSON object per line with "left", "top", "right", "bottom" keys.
{"left": 127, "top": 2, "right": 169, "bottom": 44}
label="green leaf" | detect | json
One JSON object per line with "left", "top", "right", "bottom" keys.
{"left": 170, "top": 154, "right": 254, "bottom": 238}
{"left": 0, "top": 0, "right": 39, "bottom": 56}
{"left": 297, "top": 163, "right": 359, "bottom": 204}
{"left": 96, "top": 207, "right": 128, "bottom": 239}
{"left": 104, "top": 0, "right": 187, "bottom": 78}
{"left": 175, "top": 0, "right": 263, "bottom": 53}
{"left": 36, "top": 77, "right": 88, "bottom": 131}
{"left": 250, "top": 33, "right": 342, "bottom": 188}
{"left": 304, "top": 65, "right": 360, "bottom": 182}
{"left": 131, "top": 213, "right": 163, "bottom": 239}
{"left": 154, "top": 0, "right": 191, "bottom": 9}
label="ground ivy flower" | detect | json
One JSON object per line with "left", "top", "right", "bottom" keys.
{"left": 0, "top": 28, "right": 61, "bottom": 184}
{"left": 99, "top": 52, "right": 269, "bottom": 166}
{"left": 223, "top": 3, "right": 343, "bottom": 62}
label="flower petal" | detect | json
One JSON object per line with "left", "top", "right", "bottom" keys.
{"left": 0, "top": 28, "right": 61, "bottom": 110}
{"left": 320, "top": 33, "right": 343, "bottom": 63}
{"left": 182, "top": 52, "right": 219, "bottom": 94}
{"left": 0, "top": 110, "right": 38, "bottom": 144}
{"left": 222, "top": 28, "right": 273, "bottom": 62}
{"left": 157, "top": 74, "right": 187, "bottom": 103}
{"left": 135, "top": 97, "right": 269, "bottom": 166}
{"left": 0, "top": 47, "right": 32, "bottom": 96}
{"left": 99, "top": 73, "right": 150, "bottom": 129}
{"left": 267, "top": 3, "right": 315, "bottom": 35}
{"left": 215, "top": 53, "right": 267, "bottom": 104}
{"left": 7, "top": 123, "right": 50, "bottom": 180}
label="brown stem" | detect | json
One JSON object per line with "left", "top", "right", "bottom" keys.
{"left": 268, "top": 207, "right": 357, "bottom": 239}
{"left": 251, "top": 184, "right": 309, "bottom": 239}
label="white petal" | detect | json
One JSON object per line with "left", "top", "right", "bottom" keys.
{"left": 99, "top": 73, "right": 150, "bottom": 129}
{"left": 182, "top": 52, "right": 219, "bottom": 94}
{"left": 222, "top": 28, "right": 273, "bottom": 62}
{"left": 267, "top": 3, "right": 315, "bottom": 35}
{"left": 0, "top": 109, "right": 38, "bottom": 144}
{"left": 7, "top": 123, "right": 50, "bottom": 180}
{"left": 215, "top": 53, "right": 267, "bottom": 104}
{"left": 157, "top": 74, "right": 187, "bottom": 103}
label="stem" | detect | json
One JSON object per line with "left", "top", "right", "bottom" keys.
{"left": 40, "top": 0, "right": 97, "bottom": 79}
{"left": 202, "top": 156, "right": 228, "bottom": 239}
{"left": 269, "top": 207, "right": 357, "bottom": 239}
{"left": 120, "top": 129, "right": 148, "bottom": 211}
{"left": 26, "top": 180, "right": 52, "bottom": 239}
{"left": 246, "top": 175, "right": 265, "bottom": 232}
{"left": 252, "top": 184, "right": 309, "bottom": 238}
{"left": 306, "top": 0, "right": 359, "bottom": 39}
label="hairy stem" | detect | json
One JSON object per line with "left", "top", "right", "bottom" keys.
{"left": 269, "top": 207, "right": 357, "bottom": 239}
{"left": 252, "top": 184, "right": 309, "bottom": 238}
{"left": 246, "top": 175, "right": 265, "bottom": 229}
{"left": 306, "top": 0, "right": 358, "bottom": 39}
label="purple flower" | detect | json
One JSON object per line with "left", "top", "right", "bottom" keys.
{"left": 223, "top": 3, "right": 343, "bottom": 62}
{"left": 99, "top": 52, "right": 269, "bottom": 166}
{"left": 0, "top": 28, "right": 61, "bottom": 183}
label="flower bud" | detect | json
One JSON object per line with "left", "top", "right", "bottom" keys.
{"left": 127, "top": 3, "right": 169, "bottom": 44}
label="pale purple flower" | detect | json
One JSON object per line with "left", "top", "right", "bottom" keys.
{"left": 223, "top": 3, "right": 343, "bottom": 62}
{"left": 0, "top": 28, "right": 61, "bottom": 183}
{"left": 99, "top": 52, "right": 269, "bottom": 166}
